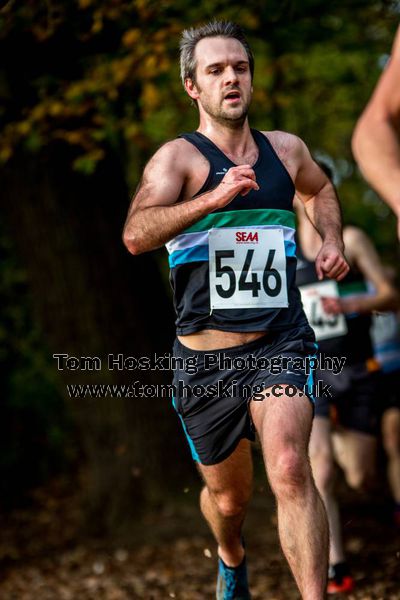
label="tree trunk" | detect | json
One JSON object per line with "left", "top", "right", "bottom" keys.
{"left": 0, "top": 145, "right": 195, "bottom": 536}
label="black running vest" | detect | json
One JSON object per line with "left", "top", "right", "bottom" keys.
{"left": 166, "top": 129, "right": 308, "bottom": 335}
{"left": 295, "top": 246, "right": 373, "bottom": 364}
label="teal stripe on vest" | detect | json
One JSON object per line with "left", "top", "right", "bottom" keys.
{"left": 166, "top": 224, "right": 295, "bottom": 255}
{"left": 169, "top": 239, "right": 297, "bottom": 268}
{"left": 169, "top": 245, "right": 208, "bottom": 267}
{"left": 183, "top": 208, "right": 295, "bottom": 234}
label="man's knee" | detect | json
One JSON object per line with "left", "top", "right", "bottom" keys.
{"left": 311, "top": 452, "right": 336, "bottom": 496}
{"left": 213, "top": 491, "right": 251, "bottom": 518}
{"left": 382, "top": 428, "right": 400, "bottom": 458}
{"left": 345, "top": 466, "right": 375, "bottom": 491}
{"left": 269, "top": 447, "right": 311, "bottom": 498}
{"left": 202, "top": 486, "right": 252, "bottom": 518}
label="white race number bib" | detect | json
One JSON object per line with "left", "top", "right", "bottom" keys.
{"left": 209, "top": 228, "right": 288, "bottom": 309}
{"left": 299, "top": 280, "right": 347, "bottom": 341}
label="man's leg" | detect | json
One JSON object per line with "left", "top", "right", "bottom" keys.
{"left": 250, "top": 387, "right": 328, "bottom": 600}
{"left": 382, "top": 408, "right": 400, "bottom": 504}
{"left": 309, "top": 416, "right": 345, "bottom": 566}
{"left": 197, "top": 438, "right": 253, "bottom": 567}
{"left": 332, "top": 429, "right": 377, "bottom": 491}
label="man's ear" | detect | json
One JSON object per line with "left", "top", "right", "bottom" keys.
{"left": 184, "top": 78, "right": 199, "bottom": 101}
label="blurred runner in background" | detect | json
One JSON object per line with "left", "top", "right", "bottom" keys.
{"left": 370, "top": 267, "right": 400, "bottom": 526}
{"left": 295, "top": 164, "right": 399, "bottom": 594}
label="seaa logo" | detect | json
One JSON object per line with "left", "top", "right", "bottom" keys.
{"left": 235, "top": 231, "right": 259, "bottom": 243}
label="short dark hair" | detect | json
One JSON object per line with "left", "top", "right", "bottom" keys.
{"left": 179, "top": 20, "right": 254, "bottom": 87}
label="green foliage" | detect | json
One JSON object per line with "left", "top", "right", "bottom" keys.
{"left": 0, "top": 1, "right": 398, "bottom": 247}
{"left": 0, "top": 226, "right": 75, "bottom": 506}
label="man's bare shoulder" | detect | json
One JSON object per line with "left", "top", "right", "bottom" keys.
{"left": 137, "top": 136, "right": 211, "bottom": 204}
{"left": 260, "top": 130, "right": 306, "bottom": 179}
{"left": 145, "top": 138, "right": 204, "bottom": 173}
{"left": 260, "top": 130, "right": 305, "bottom": 161}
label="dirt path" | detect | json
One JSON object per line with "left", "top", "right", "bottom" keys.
{"left": 0, "top": 478, "right": 399, "bottom": 599}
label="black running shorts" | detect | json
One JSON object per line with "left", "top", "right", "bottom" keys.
{"left": 314, "top": 363, "right": 380, "bottom": 435}
{"left": 171, "top": 324, "right": 317, "bottom": 465}
{"left": 380, "top": 369, "right": 400, "bottom": 413}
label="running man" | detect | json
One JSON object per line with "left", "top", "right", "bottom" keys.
{"left": 352, "top": 26, "right": 400, "bottom": 239}
{"left": 370, "top": 274, "right": 400, "bottom": 526}
{"left": 296, "top": 176, "right": 399, "bottom": 593}
{"left": 123, "top": 21, "right": 349, "bottom": 600}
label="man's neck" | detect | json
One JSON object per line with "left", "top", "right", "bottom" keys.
{"left": 197, "top": 118, "right": 254, "bottom": 157}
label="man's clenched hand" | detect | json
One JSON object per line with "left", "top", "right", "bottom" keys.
{"left": 211, "top": 165, "right": 260, "bottom": 209}
{"left": 315, "top": 241, "right": 349, "bottom": 281}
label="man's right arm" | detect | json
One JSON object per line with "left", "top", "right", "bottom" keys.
{"left": 122, "top": 140, "right": 259, "bottom": 255}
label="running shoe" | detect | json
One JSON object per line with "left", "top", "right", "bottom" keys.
{"left": 327, "top": 562, "right": 354, "bottom": 594}
{"left": 216, "top": 554, "right": 251, "bottom": 600}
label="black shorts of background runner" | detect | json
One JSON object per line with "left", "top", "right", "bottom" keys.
{"left": 314, "top": 363, "right": 380, "bottom": 435}
{"left": 379, "top": 369, "right": 400, "bottom": 413}
{"left": 171, "top": 324, "right": 317, "bottom": 465}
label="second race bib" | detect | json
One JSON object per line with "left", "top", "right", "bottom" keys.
{"left": 299, "top": 280, "right": 348, "bottom": 341}
{"left": 209, "top": 228, "right": 288, "bottom": 310}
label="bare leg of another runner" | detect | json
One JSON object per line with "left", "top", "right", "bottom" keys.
{"left": 198, "top": 438, "right": 253, "bottom": 566}
{"left": 309, "top": 417, "right": 346, "bottom": 565}
{"left": 332, "top": 429, "right": 377, "bottom": 490}
{"left": 382, "top": 408, "right": 400, "bottom": 503}
{"left": 251, "top": 388, "right": 328, "bottom": 600}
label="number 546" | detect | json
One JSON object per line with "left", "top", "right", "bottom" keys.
{"left": 215, "top": 249, "right": 282, "bottom": 298}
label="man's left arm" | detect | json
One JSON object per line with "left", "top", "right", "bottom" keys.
{"left": 352, "top": 26, "right": 400, "bottom": 235}
{"left": 292, "top": 137, "right": 349, "bottom": 281}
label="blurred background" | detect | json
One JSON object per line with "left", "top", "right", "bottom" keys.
{"left": 0, "top": 1, "right": 399, "bottom": 598}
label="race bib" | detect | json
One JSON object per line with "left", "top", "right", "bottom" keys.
{"left": 299, "top": 280, "right": 348, "bottom": 341}
{"left": 209, "top": 228, "right": 288, "bottom": 309}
